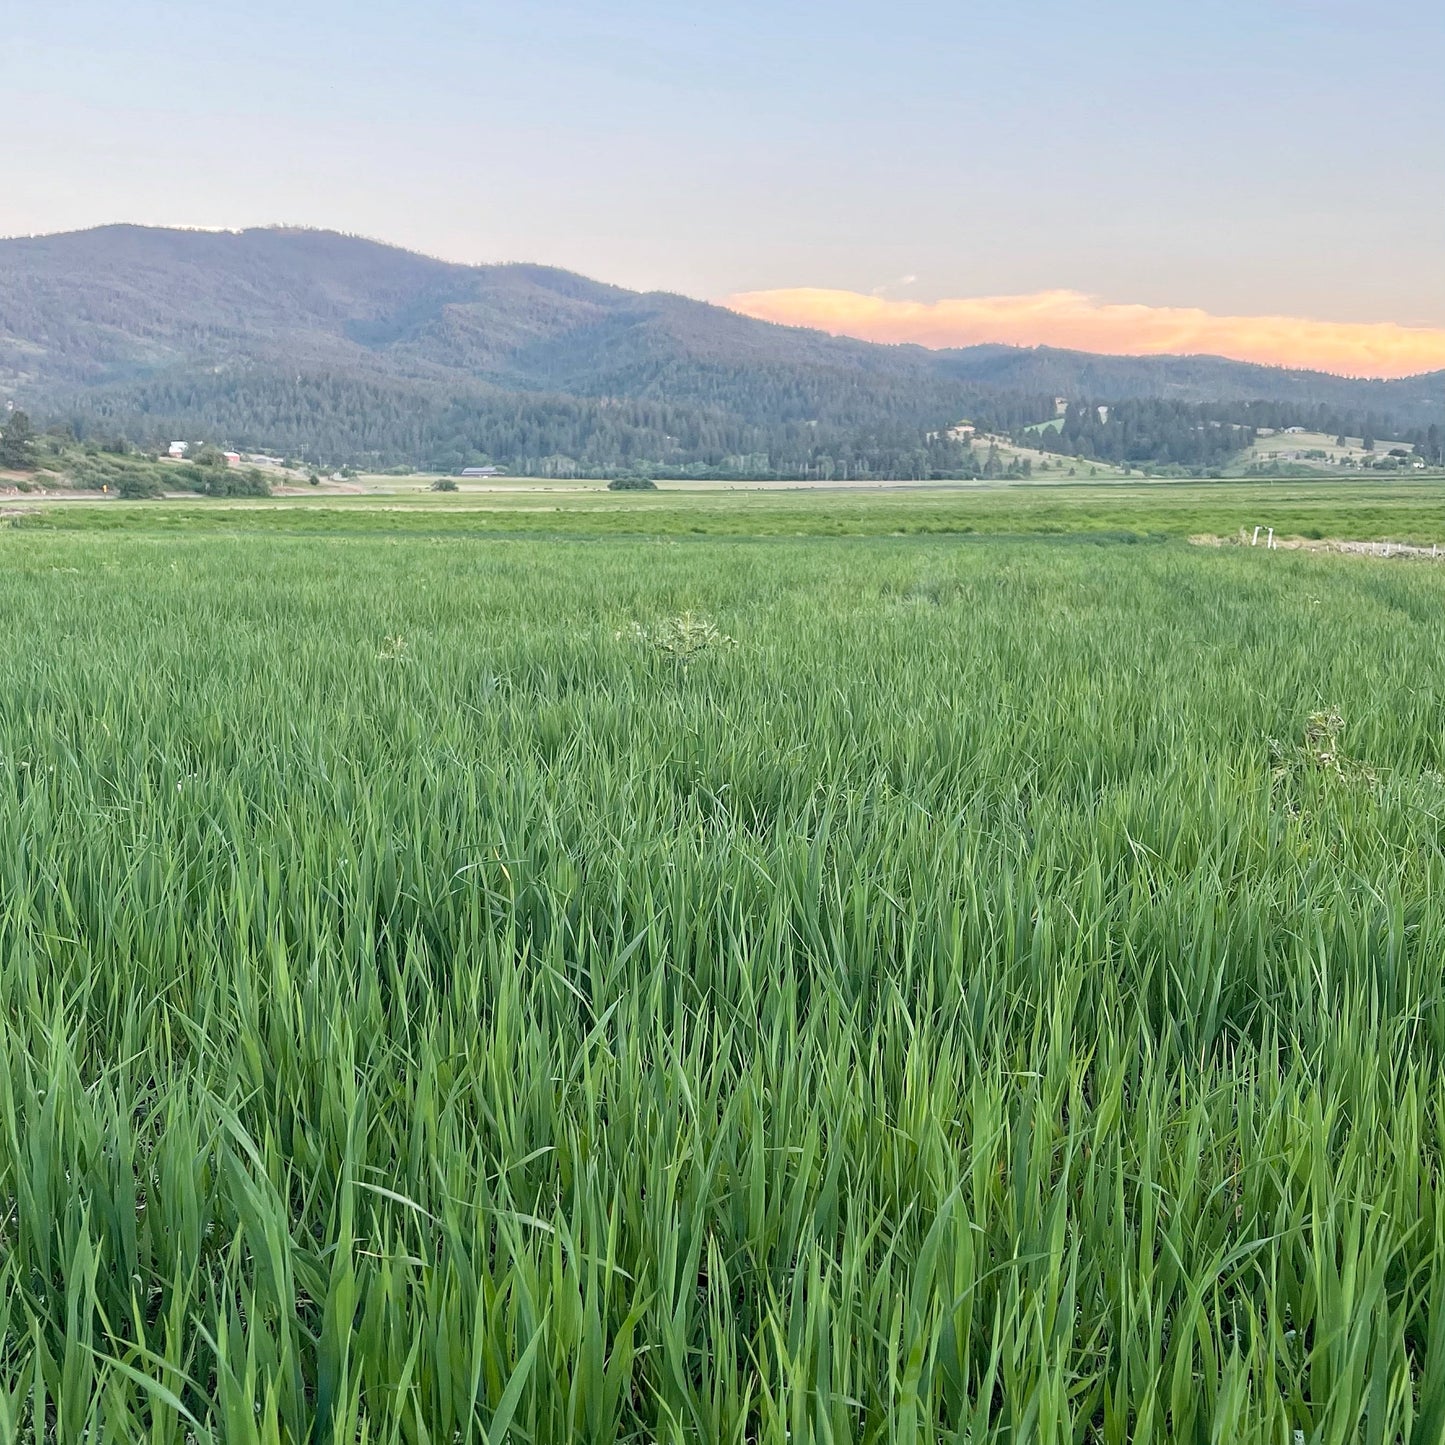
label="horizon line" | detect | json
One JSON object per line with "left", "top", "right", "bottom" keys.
{"left": 723, "top": 287, "right": 1445, "bottom": 383}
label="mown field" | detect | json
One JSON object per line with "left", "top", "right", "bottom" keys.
{"left": 4, "top": 490, "right": 1445, "bottom": 1441}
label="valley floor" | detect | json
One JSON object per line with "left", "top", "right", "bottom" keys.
{"left": 8, "top": 475, "right": 1445, "bottom": 546}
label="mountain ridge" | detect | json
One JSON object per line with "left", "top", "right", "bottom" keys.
{"left": 3, "top": 226, "right": 1441, "bottom": 472}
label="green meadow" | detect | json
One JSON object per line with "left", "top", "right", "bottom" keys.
{"left": 3, "top": 486, "right": 1445, "bottom": 1440}
{"left": 12, "top": 476, "right": 1445, "bottom": 544}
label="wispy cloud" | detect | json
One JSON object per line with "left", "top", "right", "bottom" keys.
{"left": 870, "top": 274, "right": 918, "bottom": 297}
{"left": 722, "top": 287, "right": 1445, "bottom": 380}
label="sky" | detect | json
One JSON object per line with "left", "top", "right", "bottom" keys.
{"left": 9, "top": 0, "right": 1445, "bottom": 376}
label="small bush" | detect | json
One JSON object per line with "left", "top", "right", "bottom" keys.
{"left": 200, "top": 469, "right": 270, "bottom": 498}
{"left": 608, "top": 476, "right": 658, "bottom": 491}
{"left": 431, "top": 478, "right": 459, "bottom": 492}
{"left": 117, "top": 474, "right": 165, "bottom": 500}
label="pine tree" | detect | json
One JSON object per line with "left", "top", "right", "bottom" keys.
{"left": 0, "top": 409, "right": 36, "bottom": 470}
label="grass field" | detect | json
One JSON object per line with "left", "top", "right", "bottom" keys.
{"left": 9, "top": 476, "right": 1445, "bottom": 545}
{"left": 4, "top": 487, "right": 1445, "bottom": 1440}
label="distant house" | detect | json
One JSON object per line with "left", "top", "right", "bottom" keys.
{"left": 460, "top": 466, "right": 501, "bottom": 478}
{"left": 1054, "top": 397, "right": 1069, "bottom": 417}
{"left": 1283, "top": 426, "right": 1307, "bottom": 435}
{"left": 223, "top": 451, "right": 242, "bottom": 466}
{"left": 168, "top": 441, "right": 188, "bottom": 459}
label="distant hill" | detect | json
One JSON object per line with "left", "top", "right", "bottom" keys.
{"left": 2, "top": 226, "right": 1440, "bottom": 474}
{"left": 931, "top": 344, "right": 1445, "bottom": 417}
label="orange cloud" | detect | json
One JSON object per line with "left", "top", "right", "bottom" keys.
{"left": 722, "top": 287, "right": 1445, "bottom": 380}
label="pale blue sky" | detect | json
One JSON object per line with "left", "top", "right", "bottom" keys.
{"left": 10, "top": 0, "right": 1445, "bottom": 324}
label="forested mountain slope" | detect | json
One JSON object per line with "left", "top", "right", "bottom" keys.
{"left": 2, "top": 226, "right": 1439, "bottom": 473}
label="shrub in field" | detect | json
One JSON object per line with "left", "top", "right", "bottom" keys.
{"left": 199, "top": 468, "right": 270, "bottom": 497}
{"left": 116, "top": 473, "right": 165, "bottom": 499}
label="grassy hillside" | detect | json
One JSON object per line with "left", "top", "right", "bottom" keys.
{"left": 1237, "top": 428, "right": 1432, "bottom": 474}
{"left": 0, "top": 433, "right": 274, "bottom": 497}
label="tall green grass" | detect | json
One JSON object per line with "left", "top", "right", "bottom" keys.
{"left": 2, "top": 522, "right": 1445, "bottom": 1440}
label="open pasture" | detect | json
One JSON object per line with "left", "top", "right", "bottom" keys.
{"left": 3, "top": 490, "right": 1445, "bottom": 1440}
{"left": 10, "top": 475, "right": 1445, "bottom": 545}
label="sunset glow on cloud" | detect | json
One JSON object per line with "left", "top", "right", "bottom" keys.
{"left": 722, "top": 288, "right": 1445, "bottom": 380}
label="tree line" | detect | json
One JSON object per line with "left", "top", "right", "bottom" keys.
{"left": 53, "top": 368, "right": 1054, "bottom": 480}
{"left": 1021, "top": 399, "right": 1445, "bottom": 471}
{"left": 37, "top": 366, "right": 1445, "bottom": 479}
